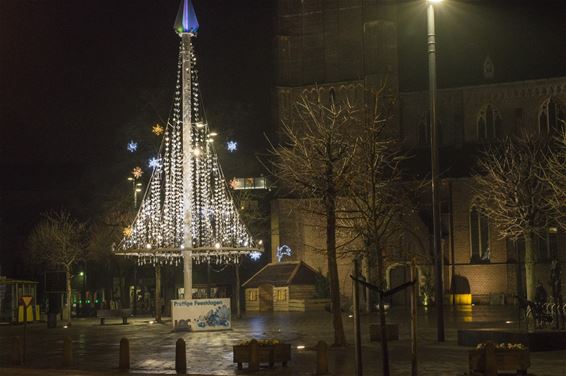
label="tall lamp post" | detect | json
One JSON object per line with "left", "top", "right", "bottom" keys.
{"left": 427, "top": 0, "right": 445, "bottom": 342}
{"left": 127, "top": 177, "right": 143, "bottom": 208}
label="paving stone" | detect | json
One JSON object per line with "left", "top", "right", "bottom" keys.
{"left": 0, "top": 306, "right": 564, "bottom": 375}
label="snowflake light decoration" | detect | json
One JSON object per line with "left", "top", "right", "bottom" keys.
{"left": 226, "top": 140, "right": 238, "bottom": 152}
{"left": 123, "top": 226, "right": 133, "bottom": 238}
{"left": 249, "top": 251, "right": 261, "bottom": 261}
{"left": 276, "top": 245, "right": 292, "bottom": 262}
{"left": 127, "top": 141, "right": 138, "bottom": 152}
{"left": 148, "top": 157, "right": 162, "bottom": 169}
{"left": 132, "top": 166, "right": 143, "bottom": 179}
{"left": 152, "top": 123, "right": 164, "bottom": 136}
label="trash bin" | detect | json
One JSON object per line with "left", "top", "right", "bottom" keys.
{"left": 47, "top": 312, "right": 57, "bottom": 328}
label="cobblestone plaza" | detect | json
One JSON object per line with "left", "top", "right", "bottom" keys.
{"left": 1, "top": 307, "right": 565, "bottom": 375}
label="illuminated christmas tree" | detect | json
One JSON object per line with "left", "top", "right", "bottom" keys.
{"left": 114, "top": 0, "right": 262, "bottom": 297}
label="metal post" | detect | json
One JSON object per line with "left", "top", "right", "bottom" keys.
{"left": 235, "top": 258, "right": 241, "bottom": 319}
{"left": 181, "top": 32, "right": 193, "bottom": 301}
{"left": 155, "top": 264, "right": 162, "bottom": 322}
{"left": 410, "top": 259, "right": 418, "bottom": 376}
{"left": 427, "top": 1, "right": 445, "bottom": 342}
{"left": 353, "top": 256, "right": 363, "bottom": 376}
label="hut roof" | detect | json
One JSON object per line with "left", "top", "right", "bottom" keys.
{"left": 242, "top": 261, "right": 321, "bottom": 288}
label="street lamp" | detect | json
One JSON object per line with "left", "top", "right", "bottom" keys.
{"left": 127, "top": 177, "right": 143, "bottom": 208}
{"left": 427, "top": 0, "right": 445, "bottom": 342}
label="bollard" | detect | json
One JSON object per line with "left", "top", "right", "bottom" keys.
{"left": 63, "top": 336, "right": 73, "bottom": 367}
{"left": 315, "top": 340, "right": 329, "bottom": 375}
{"left": 175, "top": 338, "right": 187, "bottom": 374}
{"left": 119, "top": 337, "right": 130, "bottom": 370}
{"left": 248, "top": 339, "right": 260, "bottom": 371}
{"left": 10, "top": 337, "right": 23, "bottom": 366}
{"left": 484, "top": 341, "right": 497, "bottom": 376}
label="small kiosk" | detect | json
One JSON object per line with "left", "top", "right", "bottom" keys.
{"left": 0, "top": 276, "right": 39, "bottom": 323}
{"left": 243, "top": 261, "right": 329, "bottom": 312}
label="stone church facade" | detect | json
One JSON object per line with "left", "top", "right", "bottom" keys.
{"left": 270, "top": 0, "right": 566, "bottom": 305}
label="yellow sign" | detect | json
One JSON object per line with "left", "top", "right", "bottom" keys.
{"left": 20, "top": 295, "right": 33, "bottom": 307}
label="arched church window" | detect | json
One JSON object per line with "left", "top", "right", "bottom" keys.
{"left": 477, "top": 105, "right": 501, "bottom": 141}
{"left": 539, "top": 97, "right": 565, "bottom": 135}
{"left": 470, "top": 205, "right": 490, "bottom": 263}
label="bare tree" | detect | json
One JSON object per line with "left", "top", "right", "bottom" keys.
{"left": 339, "top": 90, "right": 417, "bottom": 375}
{"left": 27, "top": 210, "right": 89, "bottom": 324}
{"left": 474, "top": 133, "right": 555, "bottom": 300}
{"left": 88, "top": 190, "right": 136, "bottom": 309}
{"left": 545, "top": 128, "right": 566, "bottom": 228}
{"left": 269, "top": 93, "right": 358, "bottom": 346}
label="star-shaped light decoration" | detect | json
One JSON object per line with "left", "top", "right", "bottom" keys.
{"left": 152, "top": 123, "right": 164, "bottom": 136}
{"left": 123, "top": 226, "right": 133, "bottom": 238}
{"left": 148, "top": 157, "right": 162, "bottom": 169}
{"left": 127, "top": 141, "right": 138, "bottom": 153}
{"left": 132, "top": 166, "right": 143, "bottom": 179}
{"left": 226, "top": 140, "right": 238, "bottom": 152}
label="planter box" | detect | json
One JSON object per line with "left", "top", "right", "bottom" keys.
{"left": 233, "top": 343, "right": 291, "bottom": 369}
{"left": 469, "top": 348, "right": 530, "bottom": 375}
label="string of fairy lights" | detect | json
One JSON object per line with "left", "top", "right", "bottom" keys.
{"left": 114, "top": 37, "right": 261, "bottom": 266}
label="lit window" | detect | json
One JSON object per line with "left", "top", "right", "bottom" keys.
{"left": 248, "top": 290, "right": 258, "bottom": 301}
{"left": 477, "top": 105, "right": 501, "bottom": 141}
{"left": 275, "top": 289, "right": 287, "bottom": 301}
{"left": 470, "top": 206, "right": 490, "bottom": 263}
{"left": 539, "top": 98, "right": 565, "bottom": 135}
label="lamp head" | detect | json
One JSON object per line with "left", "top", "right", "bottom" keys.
{"left": 428, "top": 0, "right": 443, "bottom": 3}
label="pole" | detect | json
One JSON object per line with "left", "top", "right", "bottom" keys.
{"left": 353, "top": 256, "right": 363, "bottom": 376}
{"left": 235, "top": 258, "right": 241, "bottom": 319}
{"left": 427, "top": 1, "right": 445, "bottom": 342}
{"left": 449, "top": 180, "right": 456, "bottom": 305}
{"left": 410, "top": 259, "right": 418, "bottom": 376}
{"left": 181, "top": 32, "right": 193, "bottom": 301}
{"left": 207, "top": 262, "right": 212, "bottom": 298}
{"left": 155, "top": 264, "right": 162, "bottom": 322}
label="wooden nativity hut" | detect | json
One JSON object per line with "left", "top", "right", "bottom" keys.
{"left": 242, "top": 261, "right": 330, "bottom": 312}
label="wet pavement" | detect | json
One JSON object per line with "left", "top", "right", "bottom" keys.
{"left": 0, "top": 306, "right": 565, "bottom": 375}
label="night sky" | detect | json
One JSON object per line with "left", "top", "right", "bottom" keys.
{"left": 1, "top": 0, "right": 564, "bottom": 276}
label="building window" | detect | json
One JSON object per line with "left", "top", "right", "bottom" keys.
{"left": 248, "top": 290, "right": 258, "bottom": 301}
{"left": 275, "top": 288, "right": 287, "bottom": 301}
{"left": 539, "top": 98, "right": 565, "bottom": 135}
{"left": 470, "top": 206, "right": 490, "bottom": 263}
{"left": 229, "top": 177, "right": 268, "bottom": 190}
{"left": 477, "top": 105, "right": 501, "bottom": 141}
{"left": 536, "top": 229, "right": 558, "bottom": 262}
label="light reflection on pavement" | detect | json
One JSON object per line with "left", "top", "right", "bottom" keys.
{"left": 0, "top": 307, "right": 564, "bottom": 375}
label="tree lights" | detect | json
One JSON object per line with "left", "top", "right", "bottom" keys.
{"left": 114, "top": 0, "right": 261, "bottom": 270}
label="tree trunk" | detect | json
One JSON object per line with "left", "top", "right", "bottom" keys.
{"left": 524, "top": 232, "right": 536, "bottom": 301}
{"left": 326, "top": 194, "right": 346, "bottom": 346}
{"left": 376, "top": 246, "right": 390, "bottom": 376}
{"left": 365, "top": 252, "right": 376, "bottom": 312}
{"left": 155, "top": 264, "right": 162, "bottom": 322}
{"left": 64, "top": 266, "right": 72, "bottom": 324}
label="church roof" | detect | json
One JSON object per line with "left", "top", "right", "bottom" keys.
{"left": 242, "top": 261, "right": 321, "bottom": 288}
{"left": 174, "top": 0, "right": 199, "bottom": 35}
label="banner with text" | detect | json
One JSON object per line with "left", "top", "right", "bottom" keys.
{"left": 171, "top": 298, "right": 231, "bottom": 331}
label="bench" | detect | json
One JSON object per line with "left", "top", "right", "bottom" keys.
{"left": 96, "top": 309, "right": 132, "bottom": 325}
